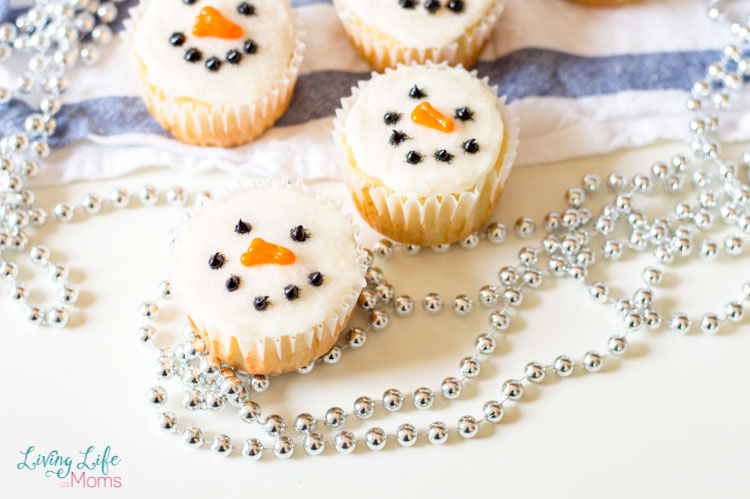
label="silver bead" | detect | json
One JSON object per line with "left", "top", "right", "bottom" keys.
{"left": 365, "top": 427, "right": 386, "bottom": 450}
{"left": 334, "top": 431, "right": 356, "bottom": 454}
{"left": 515, "top": 217, "right": 536, "bottom": 238}
{"left": 403, "top": 243, "right": 421, "bottom": 255}
{"left": 498, "top": 266, "right": 518, "bottom": 286}
{"left": 441, "top": 377, "right": 462, "bottom": 399}
{"left": 700, "top": 313, "right": 720, "bottom": 334}
{"left": 632, "top": 174, "right": 653, "bottom": 193}
{"left": 47, "top": 307, "right": 69, "bottom": 328}
{"left": 524, "top": 361, "right": 545, "bottom": 382}
{"left": 109, "top": 187, "right": 129, "bottom": 208}
{"left": 608, "top": 336, "right": 627, "bottom": 356}
{"left": 324, "top": 407, "right": 346, "bottom": 428}
{"left": 139, "top": 301, "right": 159, "bottom": 320}
{"left": 158, "top": 412, "right": 177, "bottom": 433}
{"left": 475, "top": 333, "right": 496, "bottom": 354}
{"left": 522, "top": 268, "right": 543, "bottom": 288}
{"left": 346, "top": 327, "right": 367, "bottom": 348}
{"left": 239, "top": 401, "right": 261, "bottom": 423}
{"left": 354, "top": 396, "right": 375, "bottom": 418}
{"left": 393, "top": 295, "right": 414, "bottom": 315}
{"left": 589, "top": 282, "right": 609, "bottom": 303}
{"left": 158, "top": 280, "right": 173, "bottom": 300}
{"left": 49, "top": 263, "right": 69, "bottom": 282}
{"left": 486, "top": 222, "right": 507, "bottom": 244}
{"left": 182, "top": 389, "right": 203, "bottom": 411}
{"left": 562, "top": 209, "right": 581, "bottom": 229}
{"left": 250, "top": 374, "right": 270, "bottom": 392}
{"left": 137, "top": 325, "right": 156, "bottom": 345}
{"left": 502, "top": 379, "right": 523, "bottom": 400}
{"left": 566, "top": 187, "right": 585, "bottom": 207}
{"left": 147, "top": 386, "right": 167, "bottom": 406}
{"left": 294, "top": 413, "right": 316, "bottom": 433}
{"left": 664, "top": 174, "right": 684, "bottom": 193}
{"left": 582, "top": 173, "right": 600, "bottom": 192}
{"left": 460, "top": 233, "right": 480, "bottom": 249}
{"left": 502, "top": 288, "right": 523, "bottom": 307}
{"left": 452, "top": 294, "right": 473, "bottom": 316}
{"left": 25, "top": 305, "right": 44, "bottom": 324}
{"left": 323, "top": 345, "right": 342, "bottom": 364}
{"left": 264, "top": 414, "right": 287, "bottom": 436}
{"left": 205, "top": 392, "right": 225, "bottom": 412}
{"left": 518, "top": 246, "right": 538, "bottom": 265}
{"left": 166, "top": 186, "right": 186, "bottom": 206}
{"left": 642, "top": 266, "right": 663, "bottom": 286}
{"left": 211, "top": 435, "right": 233, "bottom": 456}
{"left": 53, "top": 202, "right": 74, "bottom": 222}
{"left": 431, "top": 243, "right": 451, "bottom": 253}
{"left": 273, "top": 436, "right": 295, "bottom": 459}
{"left": 607, "top": 172, "right": 627, "bottom": 191}
{"left": 601, "top": 239, "right": 623, "bottom": 260}
{"left": 489, "top": 309, "right": 510, "bottom": 331}
{"left": 358, "top": 289, "right": 378, "bottom": 310}
{"left": 29, "top": 245, "right": 50, "bottom": 265}
{"left": 483, "top": 401, "right": 504, "bottom": 422}
{"left": 96, "top": 2, "right": 118, "bottom": 23}
{"left": 242, "top": 439, "right": 263, "bottom": 460}
{"left": 138, "top": 185, "right": 158, "bottom": 206}
{"left": 422, "top": 293, "right": 443, "bottom": 313}
{"left": 625, "top": 311, "right": 644, "bottom": 331}
{"left": 373, "top": 239, "right": 393, "bottom": 258}
{"left": 362, "top": 248, "right": 374, "bottom": 266}
{"left": 374, "top": 283, "right": 395, "bottom": 304}
{"left": 369, "top": 309, "right": 389, "bottom": 330}
{"left": 396, "top": 424, "right": 417, "bottom": 446}
{"left": 413, "top": 387, "right": 434, "bottom": 409}
{"left": 643, "top": 309, "right": 662, "bottom": 329}
{"left": 725, "top": 302, "right": 744, "bottom": 322}
{"left": 548, "top": 256, "right": 567, "bottom": 275}
{"left": 699, "top": 240, "right": 719, "bottom": 260}
{"left": 478, "top": 286, "right": 499, "bottom": 307}
{"left": 724, "top": 235, "right": 743, "bottom": 255}
{"left": 427, "top": 422, "right": 448, "bottom": 445}
{"left": 91, "top": 25, "right": 113, "bottom": 44}
{"left": 542, "top": 233, "right": 561, "bottom": 253}
{"left": 382, "top": 389, "right": 403, "bottom": 411}
{"left": 457, "top": 416, "right": 479, "bottom": 439}
{"left": 544, "top": 212, "right": 562, "bottom": 231}
{"left": 182, "top": 427, "right": 203, "bottom": 448}
{"left": 364, "top": 268, "right": 384, "bottom": 286}
{"left": 669, "top": 313, "right": 691, "bottom": 334}
{"left": 553, "top": 355, "right": 575, "bottom": 377}
{"left": 459, "top": 357, "right": 481, "bottom": 378}
{"left": 303, "top": 433, "right": 325, "bottom": 455}
{"left": 654, "top": 244, "right": 675, "bottom": 264}
{"left": 583, "top": 351, "right": 603, "bottom": 372}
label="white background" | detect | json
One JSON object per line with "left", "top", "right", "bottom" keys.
{"left": 2, "top": 141, "right": 749, "bottom": 498}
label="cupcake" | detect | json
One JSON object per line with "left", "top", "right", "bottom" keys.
{"left": 334, "top": 63, "right": 518, "bottom": 246}
{"left": 332, "top": 0, "right": 504, "bottom": 72}
{"left": 170, "top": 182, "right": 367, "bottom": 375}
{"left": 124, "top": 0, "right": 304, "bottom": 147}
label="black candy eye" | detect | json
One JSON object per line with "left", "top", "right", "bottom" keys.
{"left": 384, "top": 112, "right": 401, "bottom": 125}
{"left": 455, "top": 107, "right": 474, "bottom": 121}
{"left": 254, "top": 296, "right": 270, "bottom": 310}
{"left": 424, "top": 0, "right": 440, "bottom": 13}
{"left": 226, "top": 275, "right": 241, "bottom": 292}
{"left": 406, "top": 151, "right": 423, "bottom": 164}
{"left": 205, "top": 57, "right": 221, "bottom": 72}
{"left": 169, "top": 32, "right": 186, "bottom": 46}
{"left": 308, "top": 272, "right": 324, "bottom": 287}
{"left": 284, "top": 285, "right": 300, "bottom": 301}
{"left": 390, "top": 130, "right": 407, "bottom": 146}
{"left": 290, "top": 225, "right": 309, "bottom": 242}
{"left": 184, "top": 48, "right": 202, "bottom": 63}
{"left": 463, "top": 139, "right": 479, "bottom": 154}
{"left": 243, "top": 39, "right": 259, "bottom": 54}
{"left": 226, "top": 49, "right": 242, "bottom": 64}
{"left": 235, "top": 219, "right": 252, "bottom": 234}
{"left": 208, "top": 252, "right": 225, "bottom": 269}
{"left": 237, "top": 2, "right": 256, "bottom": 15}
{"left": 183, "top": 0, "right": 198, "bottom": 4}
{"left": 409, "top": 85, "right": 427, "bottom": 99}
{"left": 434, "top": 149, "right": 453, "bottom": 162}
{"left": 398, "top": 0, "right": 417, "bottom": 8}
{"left": 447, "top": 0, "right": 464, "bottom": 12}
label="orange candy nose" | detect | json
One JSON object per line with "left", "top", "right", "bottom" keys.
{"left": 241, "top": 238, "right": 297, "bottom": 267}
{"left": 192, "top": 7, "right": 244, "bottom": 40}
{"left": 411, "top": 101, "right": 455, "bottom": 133}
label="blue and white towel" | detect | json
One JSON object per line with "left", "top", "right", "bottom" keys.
{"left": 0, "top": 0, "right": 741, "bottom": 185}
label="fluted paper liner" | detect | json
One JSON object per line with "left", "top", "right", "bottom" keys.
{"left": 123, "top": 1, "right": 305, "bottom": 147}
{"left": 333, "top": 62, "right": 519, "bottom": 246}
{"left": 169, "top": 180, "right": 368, "bottom": 375}
{"left": 332, "top": 0, "right": 504, "bottom": 72}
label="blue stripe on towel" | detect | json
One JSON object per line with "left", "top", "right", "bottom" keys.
{"left": 0, "top": 48, "right": 718, "bottom": 147}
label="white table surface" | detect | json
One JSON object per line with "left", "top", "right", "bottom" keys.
{"left": 2, "top": 140, "right": 749, "bottom": 498}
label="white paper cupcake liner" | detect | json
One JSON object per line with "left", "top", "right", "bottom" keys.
{"left": 169, "top": 179, "right": 368, "bottom": 375}
{"left": 122, "top": 1, "right": 305, "bottom": 148}
{"left": 332, "top": 0, "right": 504, "bottom": 72}
{"left": 333, "top": 62, "right": 520, "bottom": 246}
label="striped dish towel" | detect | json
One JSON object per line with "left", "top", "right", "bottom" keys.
{"left": 0, "top": 0, "right": 739, "bottom": 185}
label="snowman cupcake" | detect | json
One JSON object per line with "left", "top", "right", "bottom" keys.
{"left": 332, "top": 0, "right": 503, "bottom": 72}
{"left": 170, "top": 182, "right": 367, "bottom": 375}
{"left": 125, "top": 0, "right": 304, "bottom": 147}
{"left": 334, "top": 63, "right": 518, "bottom": 246}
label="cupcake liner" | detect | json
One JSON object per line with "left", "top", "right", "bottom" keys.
{"left": 333, "top": 62, "right": 519, "bottom": 246}
{"left": 169, "top": 179, "right": 368, "bottom": 375}
{"left": 332, "top": 0, "right": 504, "bottom": 72}
{"left": 122, "top": 1, "right": 305, "bottom": 148}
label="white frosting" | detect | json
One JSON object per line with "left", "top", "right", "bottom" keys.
{"left": 132, "top": 0, "right": 295, "bottom": 106}
{"left": 338, "top": 0, "right": 497, "bottom": 49}
{"left": 343, "top": 65, "right": 505, "bottom": 198}
{"left": 170, "top": 186, "right": 365, "bottom": 347}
